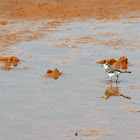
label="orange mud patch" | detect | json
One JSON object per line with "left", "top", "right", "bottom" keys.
{"left": 0, "top": 0, "right": 139, "bottom": 48}
{"left": 0, "top": 56, "right": 29, "bottom": 71}
{"left": 96, "top": 56, "right": 128, "bottom": 70}
{"left": 0, "top": 25, "right": 44, "bottom": 47}
{"left": 44, "top": 68, "right": 62, "bottom": 80}
{"left": 96, "top": 60, "right": 107, "bottom": 64}
{"left": 0, "top": 66, "right": 29, "bottom": 71}
{"left": 0, "top": 56, "right": 19, "bottom": 66}
{"left": 112, "top": 56, "right": 128, "bottom": 69}
{"left": 0, "top": 56, "right": 19, "bottom": 71}
{"left": 0, "top": 0, "right": 140, "bottom": 20}
{"left": 95, "top": 32, "right": 120, "bottom": 37}
{"left": 0, "top": 21, "right": 9, "bottom": 25}
{"left": 0, "top": 56, "right": 19, "bottom": 62}
{"left": 47, "top": 20, "right": 62, "bottom": 26}
{"left": 119, "top": 56, "right": 128, "bottom": 63}
{"left": 125, "top": 109, "right": 140, "bottom": 114}
{"left": 107, "top": 59, "right": 117, "bottom": 65}
{"left": 60, "top": 126, "right": 113, "bottom": 139}
{"left": 0, "top": 19, "right": 64, "bottom": 47}
{"left": 113, "top": 61, "right": 128, "bottom": 69}
{"left": 82, "top": 130, "right": 99, "bottom": 136}
{"left": 77, "top": 129, "right": 113, "bottom": 137}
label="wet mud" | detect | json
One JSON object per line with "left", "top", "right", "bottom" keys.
{"left": 97, "top": 56, "right": 128, "bottom": 69}
{"left": 0, "top": 56, "right": 29, "bottom": 71}
{"left": 0, "top": 56, "right": 18, "bottom": 70}
{"left": 0, "top": 0, "right": 140, "bottom": 20}
{"left": 0, "top": 0, "right": 140, "bottom": 48}
{"left": 44, "top": 68, "right": 62, "bottom": 80}
{"left": 60, "top": 126, "right": 114, "bottom": 139}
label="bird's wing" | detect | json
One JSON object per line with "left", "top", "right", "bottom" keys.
{"left": 105, "top": 67, "right": 121, "bottom": 73}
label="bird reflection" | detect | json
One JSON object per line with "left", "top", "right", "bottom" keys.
{"left": 101, "top": 84, "right": 131, "bottom": 100}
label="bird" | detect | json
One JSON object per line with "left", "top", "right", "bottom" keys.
{"left": 103, "top": 63, "right": 131, "bottom": 82}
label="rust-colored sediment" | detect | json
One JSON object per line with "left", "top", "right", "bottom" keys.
{"left": 44, "top": 68, "right": 62, "bottom": 80}
{"left": 113, "top": 56, "right": 128, "bottom": 69}
{"left": 96, "top": 56, "right": 128, "bottom": 69}
{"left": 0, "top": 66, "right": 29, "bottom": 71}
{"left": 107, "top": 59, "right": 117, "bottom": 65}
{"left": 125, "top": 109, "right": 140, "bottom": 114}
{"left": 113, "top": 61, "right": 128, "bottom": 69}
{"left": 60, "top": 126, "right": 113, "bottom": 138}
{"left": 0, "top": 56, "right": 19, "bottom": 62}
{"left": 0, "top": 56, "right": 19, "bottom": 67}
{"left": 77, "top": 129, "right": 113, "bottom": 137}
{"left": 0, "top": 24, "right": 45, "bottom": 47}
{"left": 0, "top": 0, "right": 139, "bottom": 48}
{"left": 0, "top": 21, "right": 9, "bottom": 25}
{"left": 96, "top": 60, "right": 107, "bottom": 64}
{"left": 83, "top": 130, "right": 99, "bottom": 136}
{"left": 0, "top": 0, "right": 139, "bottom": 20}
{"left": 0, "top": 56, "right": 29, "bottom": 71}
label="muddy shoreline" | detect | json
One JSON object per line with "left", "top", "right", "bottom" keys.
{"left": 0, "top": 0, "right": 140, "bottom": 48}
{"left": 0, "top": 0, "right": 140, "bottom": 20}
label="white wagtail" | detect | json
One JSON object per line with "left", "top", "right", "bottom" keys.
{"left": 103, "top": 63, "right": 131, "bottom": 82}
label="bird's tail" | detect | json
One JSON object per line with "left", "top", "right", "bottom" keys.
{"left": 121, "top": 71, "right": 131, "bottom": 73}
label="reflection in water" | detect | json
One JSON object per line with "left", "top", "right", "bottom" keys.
{"left": 102, "top": 84, "right": 131, "bottom": 100}
{"left": 2, "top": 61, "right": 19, "bottom": 67}
{"left": 0, "top": 61, "right": 19, "bottom": 71}
{"left": 0, "top": 56, "right": 19, "bottom": 71}
{"left": 0, "top": 58, "right": 29, "bottom": 71}
{"left": 0, "top": 56, "right": 19, "bottom": 67}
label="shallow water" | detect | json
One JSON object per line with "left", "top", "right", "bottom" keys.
{"left": 0, "top": 19, "right": 140, "bottom": 140}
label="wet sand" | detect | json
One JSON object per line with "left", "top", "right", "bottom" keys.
{"left": 0, "top": 0, "right": 140, "bottom": 140}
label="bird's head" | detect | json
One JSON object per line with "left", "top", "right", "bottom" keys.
{"left": 103, "top": 63, "right": 110, "bottom": 69}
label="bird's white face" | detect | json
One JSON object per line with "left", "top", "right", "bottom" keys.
{"left": 103, "top": 64, "right": 110, "bottom": 69}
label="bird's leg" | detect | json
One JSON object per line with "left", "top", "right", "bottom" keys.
{"left": 116, "top": 76, "right": 118, "bottom": 83}
{"left": 116, "top": 80, "right": 118, "bottom": 87}
{"left": 110, "top": 82, "right": 113, "bottom": 89}
{"left": 110, "top": 77, "right": 112, "bottom": 83}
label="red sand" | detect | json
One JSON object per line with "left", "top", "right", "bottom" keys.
{"left": 0, "top": 0, "right": 139, "bottom": 48}
{"left": 0, "top": 0, "right": 140, "bottom": 20}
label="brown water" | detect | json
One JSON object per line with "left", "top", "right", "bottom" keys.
{"left": 0, "top": 19, "right": 140, "bottom": 140}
